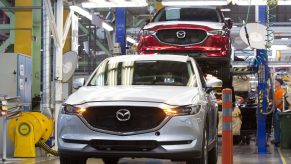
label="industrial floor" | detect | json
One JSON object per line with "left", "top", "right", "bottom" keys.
{"left": 1, "top": 141, "right": 290, "bottom": 164}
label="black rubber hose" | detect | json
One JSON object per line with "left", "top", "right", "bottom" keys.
{"left": 260, "top": 71, "right": 276, "bottom": 116}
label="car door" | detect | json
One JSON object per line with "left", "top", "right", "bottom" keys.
{"left": 197, "top": 65, "right": 216, "bottom": 141}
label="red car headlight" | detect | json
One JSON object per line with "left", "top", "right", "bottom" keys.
{"left": 141, "top": 29, "right": 156, "bottom": 35}
{"left": 208, "top": 30, "right": 226, "bottom": 36}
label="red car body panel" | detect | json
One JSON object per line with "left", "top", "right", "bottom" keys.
{"left": 137, "top": 24, "right": 231, "bottom": 59}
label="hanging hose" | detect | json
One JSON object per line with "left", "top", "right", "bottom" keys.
{"left": 36, "top": 140, "right": 59, "bottom": 156}
{"left": 259, "top": 0, "right": 278, "bottom": 116}
{"left": 260, "top": 71, "right": 276, "bottom": 116}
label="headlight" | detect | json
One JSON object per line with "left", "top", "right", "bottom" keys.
{"left": 208, "top": 30, "right": 226, "bottom": 36}
{"left": 161, "top": 104, "right": 201, "bottom": 116}
{"left": 141, "top": 29, "right": 156, "bottom": 35}
{"left": 62, "top": 105, "right": 86, "bottom": 114}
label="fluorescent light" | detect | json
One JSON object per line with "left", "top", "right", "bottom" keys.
{"left": 271, "top": 45, "right": 290, "bottom": 50}
{"left": 70, "top": 6, "right": 92, "bottom": 20}
{"left": 126, "top": 36, "right": 137, "bottom": 45}
{"left": 281, "top": 38, "right": 289, "bottom": 40}
{"left": 102, "top": 22, "right": 113, "bottom": 32}
{"left": 82, "top": 0, "right": 148, "bottom": 8}
{"left": 278, "top": 1, "right": 291, "bottom": 5}
{"left": 70, "top": 5, "right": 114, "bottom": 31}
{"left": 233, "top": 0, "right": 291, "bottom": 5}
{"left": 86, "top": 25, "right": 96, "bottom": 28}
{"left": 221, "top": 8, "right": 231, "bottom": 12}
{"left": 162, "top": 1, "right": 228, "bottom": 6}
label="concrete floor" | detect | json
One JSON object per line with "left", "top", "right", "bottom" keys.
{"left": 1, "top": 141, "right": 290, "bottom": 164}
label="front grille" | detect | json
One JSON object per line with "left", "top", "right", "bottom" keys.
{"left": 81, "top": 106, "right": 167, "bottom": 133}
{"left": 156, "top": 29, "right": 207, "bottom": 45}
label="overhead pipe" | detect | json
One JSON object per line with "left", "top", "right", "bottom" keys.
{"left": 41, "top": 0, "right": 52, "bottom": 118}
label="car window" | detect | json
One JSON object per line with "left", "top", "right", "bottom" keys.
{"left": 153, "top": 7, "right": 220, "bottom": 22}
{"left": 88, "top": 60, "right": 197, "bottom": 87}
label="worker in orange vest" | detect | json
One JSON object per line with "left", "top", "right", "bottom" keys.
{"left": 272, "top": 79, "right": 286, "bottom": 146}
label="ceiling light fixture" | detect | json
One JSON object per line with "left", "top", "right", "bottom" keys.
{"left": 126, "top": 36, "right": 137, "bottom": 45}
{"left": 82, "top": 0, "right": 148, "bottom": 8}
{"left": 70, "top": 5, "right": 114, "bottom": 32}
{"left": 232, "top": 0, "right": 291, "bottom": 5}
{"left": 162, "top": 0, "right": 229, "bottom": 6}
{"left": 102, "top": 22, "right": 114, "bottom": 32}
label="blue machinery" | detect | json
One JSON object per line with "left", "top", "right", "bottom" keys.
{"left": 115, "top": 8, "right": 126, "bottom": 55}
{"left": 256, "top": 6, "right": 269, "bottom": 153}
{"left": 255, "top": 2, "right": 277, "bottom": 153}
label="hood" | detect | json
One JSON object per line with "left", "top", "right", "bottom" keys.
{"left": 144, "top": 21, "right": 224, "bottom": 30}
{"left": 65, "top": 86, "right": 200, "bottom": 106}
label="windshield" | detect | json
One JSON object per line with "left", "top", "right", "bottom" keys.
{"left": 88, "top": 60, "right": 197, "bottom": 87}
{"left": 153, "top": 7, "right": 221, "bottom": 22}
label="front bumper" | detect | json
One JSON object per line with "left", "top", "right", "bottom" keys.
{"left": 57, "top": 112, "right": 205, "bottom": 160}
{"left": 59, "top": 147, "right": 201, "bottom": 160}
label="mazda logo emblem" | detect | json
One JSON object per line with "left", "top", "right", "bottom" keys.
{"left": 176, "top": 31, "right": 186, "bottom": 38}
{"left": 116, "top": 109, "right": 131, "bottom": 121}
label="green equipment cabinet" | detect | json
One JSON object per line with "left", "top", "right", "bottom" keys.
{"left": 279, "top": 112, "right": 291, "bottom": 149}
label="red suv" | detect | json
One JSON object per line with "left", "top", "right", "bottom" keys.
{"left": 137, "top": 7, "right": 233, "bottom": 87}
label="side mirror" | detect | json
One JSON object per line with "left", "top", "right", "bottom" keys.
{"left": 206, "top": 78, "right": 222, "bottom": 88}
{"left": 73, "top": 78, "right": 85, "bottom": 90}
{"left": 205, "top": 78, "right": 222, "bottom": 93}
{"left": 224, "top": 18, "right": 233, "bottom": 29}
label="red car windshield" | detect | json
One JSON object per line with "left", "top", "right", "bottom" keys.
{"left": 153, "top": 7, "right": 222, "bottom": 23}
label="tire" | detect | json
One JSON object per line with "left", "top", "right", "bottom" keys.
{"left": 219, "top": 65, "right": 233, "bottom": 88}
{"left": 102, "top": 158, "right": 120, "bottom": 164}
{"left": 59, "top": 156, "right": 87, "bottom": 164}
{"left": 186, "top": 124, "right": 208, "bottom": 164}
{"left": 208, "top": 127, "right": 218, "bottom": 164}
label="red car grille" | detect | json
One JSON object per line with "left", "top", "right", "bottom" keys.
{"left": 155, "top": 29, "right": 207, "bottom": 45}
{"left": 81, "top": 106, "right": 167, "bottom": 133}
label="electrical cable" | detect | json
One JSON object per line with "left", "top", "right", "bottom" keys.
{"left": 243, "top": 0, "right": 252, "bottom": 47}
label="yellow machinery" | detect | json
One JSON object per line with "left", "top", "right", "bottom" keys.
{"left": 7, "top": 112, "right": 55, "bottom": 157}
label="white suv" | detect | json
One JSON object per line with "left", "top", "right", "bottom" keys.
{"left": 58, "top": 55, "right": 218, "bottom": 164}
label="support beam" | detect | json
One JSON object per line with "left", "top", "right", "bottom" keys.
{"left": 31, "top": 0, "right": 42, "bottom": 111}
{"left": 62, "top": 11, "right": 72, "bottom": 48}
{"left": 0, "top": 6, "right": 42, "bottom": 10}
{"left": 44, "top": 0, "right": 61, "bottom": 47}
{"left": 54, "top": 0, "right": 64, "bottom": 150}
{"left": 256, "top": 5, "right": 268, "bottom": 154}
{"left": 0, "top": 37, "right": 12, "bottom": 53}
{"left": 0, "top": 24, "right": 12, "bottom": 30}
{"left": 0, "top": 0, "right": 14, "bottom": 18}
{"left": 41, "top": 0, "right": 52, "bottom": 118}
{"left": 0, "top": 0, "right": 14, "bottom": 53}
{"left": 14, "top": 0, "right": 33, "bottom": 56}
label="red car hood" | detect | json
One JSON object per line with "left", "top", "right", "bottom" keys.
{"left": 144, "top": 21, "right": 224, "bottom": 31}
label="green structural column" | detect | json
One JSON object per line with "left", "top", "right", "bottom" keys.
{"left": 31, "top": 0, "right": 42, "bottom": 111}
